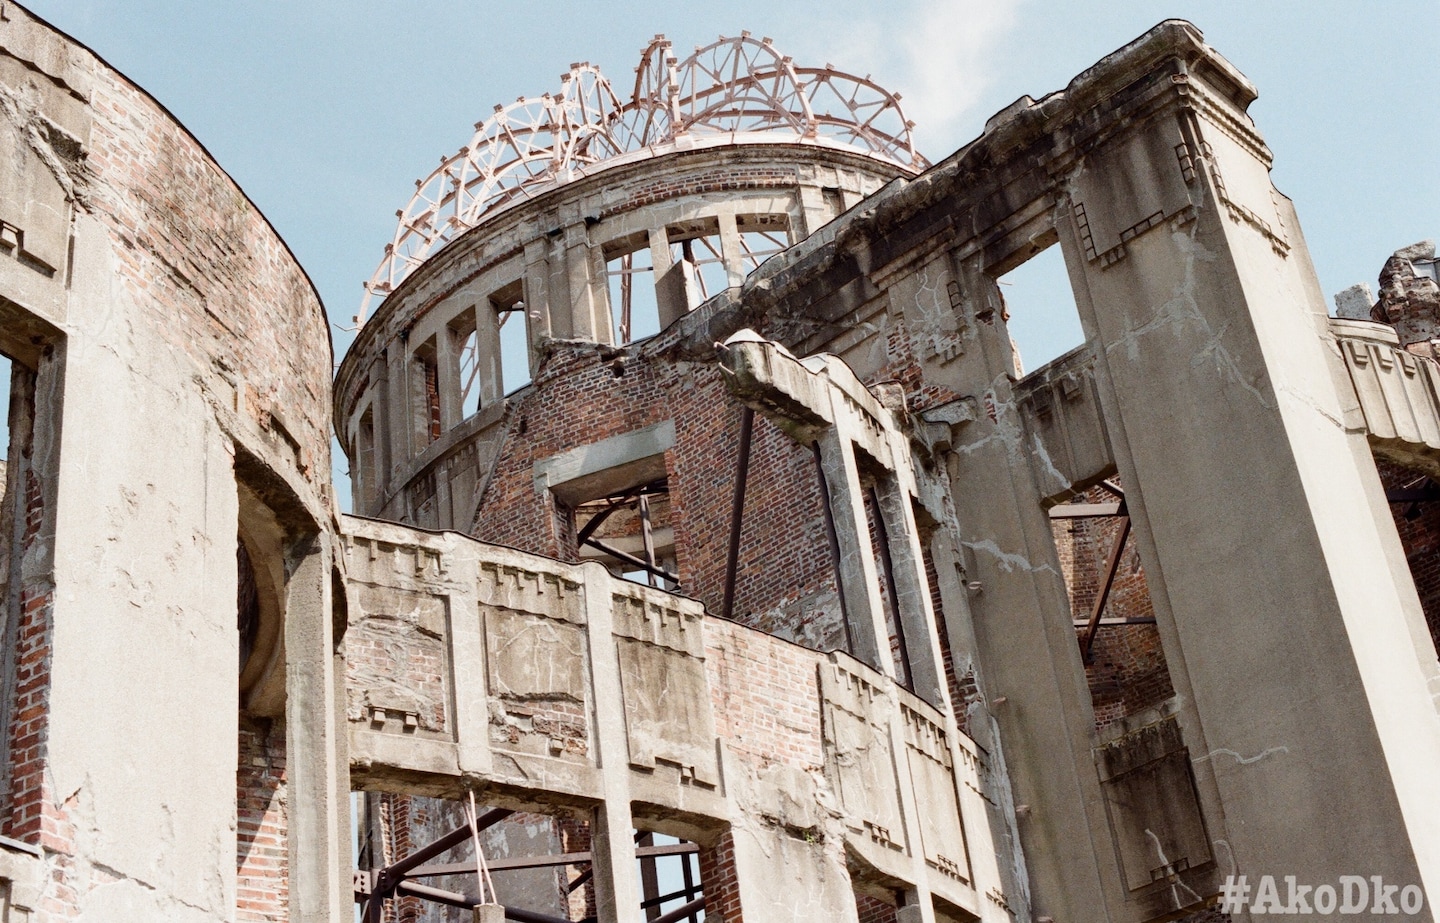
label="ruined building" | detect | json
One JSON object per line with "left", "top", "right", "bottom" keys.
{"left": 0, "top": 4, "right": 1437, "bottom": 922}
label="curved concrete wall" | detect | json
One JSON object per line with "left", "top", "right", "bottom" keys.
{"left": 0, "top": 6, "right": 340, "bottom": 921}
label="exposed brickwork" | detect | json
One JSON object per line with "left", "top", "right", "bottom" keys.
{"left": 705, "top": 617, "right": 824, "bottom": 770}
{"left": 344, "top": 611, "right": 450, "bottom": 736}
{"left": 1052, "top": 484, "right": 1174, "bottom": 733}
{"left": 855, "top": 893, "right": 900, "bottom": 923}
{"left": 556, "top": 815, "right": 596, "bottom": 920}
{"left": 237, "top": 716, "right": 288, "bottom": 922}
{"left": 377, "top": 793, "right": 424, "bottom": 923}
{"left": 697, "top": 831, "right": 743, "bottom": 923}
{"left": 84, "top": 62, "right": 332, "bottom": 510}
{"left": 1372, "top": 240, "right": 1440, "bottom": 350}
{"left": 471, "top": 342, "right": 845, "bottom": 652}
{"left": 1376, "top": 459, "right": 1440, "bottom": 654}
{"left": 5, "top": 385, "right": 54, "bottom": 847}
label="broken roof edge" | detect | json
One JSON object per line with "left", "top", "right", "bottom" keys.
{"left": 661, "top": 19, "right": 1258, "bottom": 354}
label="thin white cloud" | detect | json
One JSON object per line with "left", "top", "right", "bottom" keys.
{"left": 791, "top": 0, "right": 1023, "bottom": 155}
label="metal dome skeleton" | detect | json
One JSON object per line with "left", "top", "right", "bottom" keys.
{"left": 357, "top": 32, "right": 926, "bottom": 324}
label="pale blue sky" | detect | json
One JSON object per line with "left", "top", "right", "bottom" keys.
{"left": 20, "top": 1, "right": 1438, "bottom": 508}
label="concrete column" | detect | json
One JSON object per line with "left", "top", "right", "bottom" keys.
{"left": 1059, "top": 98, "right": 1440, "bottom": 903}
{"left": 816, "top": 427, "right": 892, "bottom": 677}
{"left": 873, "top": 476, "right": 946, "bottom": 706}
{"left": 448, "top": 544, "right": 492, "bottom": 778}
{"left": 927, "top": 529, "right": 1030, "bottom": 923}
{"left": 650, "top": 227, "right": 689, "bottom": 329}
{"left": 525, "top": 238, "right": 560, "bottom": 341}
{"left": 435, "top": 323, "right": 461, "bottom": 431}
{"left": 473, "top": 302, "right": 503, "bottom": 408}
{"left": 580, "top": 563, "right": 641, "bottom": 920}
{"left": 564, "top": 232, "right": 609, "bottom": 344}
{"left": 931, "top": 255, "right": 1117, "bottom": 921}
{"left": 795, "top": 184, "right": 829, "bottom": 240}
{"left": 285, "top": 540, "right": 350, "bottom": 922}
{"left": 717, "top": 211, "right": 745, "bottom": 290}
{"left": 384, "top": 339, "right": 410, "bottom": 472}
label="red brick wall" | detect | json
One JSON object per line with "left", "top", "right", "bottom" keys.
{"left": 4, "top": 395, "right": 55, "bottom": 847}
{"left": 697, "top": 830, "right": 743, "bottom": 923}
{"left": 237, "top": 717, "right": 288, "bottom": 922}
{"left": 1377, "top": 459, "right": 1440, "bottom": 654}
{"left": 471, "top": 342, "right": 844, "bottom": 652}
{"left": 855, "top": 893, "right": 900, "bottom": 923}
{"left": 705, "top": 618, "right": 824, "bottom": 770}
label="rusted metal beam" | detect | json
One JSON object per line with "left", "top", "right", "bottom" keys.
{"left": 582, "top": 536, "right": 679, "bottom": 584}
{"left": 721, "top": 406, "right": 754, "bottom": 620}
{"left": 575, "top": 485, "right": 643, "bottom": 545}
{"left": 394, "top": 881, "right": 580, "bottom": 923}
{"left": 408, "top": 842, "right": 698, "bottom": 879}
{"left": 1072, "top": 617, "right": 1156, "bottom": 627}
{"left": 640, "top": 881, "right": 703, "bottom": 909}
{"left": 651, "top": 896, "right": 707, "bottom": 923}
{"left": 1080, "top": 511, "right": 1131, "bottom": 661}
{"left": 638, "top": 831, "right": 661, "bottom": 921}
{"left": 385, "top": 808, "right": 515, "bottom": 880}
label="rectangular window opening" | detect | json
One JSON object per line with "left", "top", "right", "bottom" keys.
{"left": 492, "top": 281, "right": 530, "bottom": 395}
{"left": 574, "top": 478, "right": 677, "bottom": 591}
{"left": 410, "top": 338, "right": 441, "bottom": 449}
{"left": 605, "top": 233, "right": 659, "bottom": 345}
{"left": 354, "top": 793, "right": 602, "bottom": 920}
{"left": 995, "top": 237, "right": 1085, "bottom": 377}
{"left": 356, "top": 406, "right": 376, "bottom": 512}
{"left": 635, "top": 829, "right": 706, "bottom": 922}
{"left": 735, "top": 214, "right": 791, "bottom": 276}
{"left": 1048, "top": 476, "right": 1173, "bottom": 735}
{"left": 448, "top": 311, "right": 481, "bottom": 421}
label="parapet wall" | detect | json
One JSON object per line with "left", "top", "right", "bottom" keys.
{"left": 341, "top": 514, "right": 1006, "bottom": 920}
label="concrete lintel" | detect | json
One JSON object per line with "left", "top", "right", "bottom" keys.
{"left": 533, "top": 419, "right": 675, "bottom": 503}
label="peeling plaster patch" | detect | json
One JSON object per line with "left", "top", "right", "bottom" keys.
{"left": 1194, "top": 745, "right": 1289, "bottom": 766}
{"left": 1029, "top": 431, "right": 1072, "bottom": 492}
{"left": 961, "top": 538, "right": 1057, "bottom": 576}
{"left": 0, "top": 81, "right": 87, "bottom": 202}
{"left": 1102, "top": 226, "right": 1272, "bottom": 410}
{"left": 1145, "top": 828, "right": 1204, "bottom": 909}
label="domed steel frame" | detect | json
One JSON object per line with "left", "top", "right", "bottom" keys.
{"left": 358, "top": 32, "right": 926, "bottom": 324}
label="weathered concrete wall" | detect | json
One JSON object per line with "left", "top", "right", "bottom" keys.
{"left": 342, "top": 514, "right": 1003, "bottom": 922}
{"left": 0, "top": 5, "right": 344, "bottom": 922}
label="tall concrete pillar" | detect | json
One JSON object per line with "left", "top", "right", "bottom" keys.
{"left": 471, "top": 300, "right": 504, "bottom": 408}
{"left": 1057, "top": 57, "right": 1440, "bottom": 907}
{"left": 580, "top": 564, "right": 642, "bottom": 920}
{"left": 816, "top": 427, "right": 894, "bottom": 677}
{"left": 717, "top": 211, "right": 745, "bottom": 290}
{"left": 285, "top": 540, "right": 350, "bottom": 921}
{"left": 932, "top": 256, "right": 1119, "bottom": 920}
{"left": 435, "top": 323, "right": 461, "bottom": 430}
